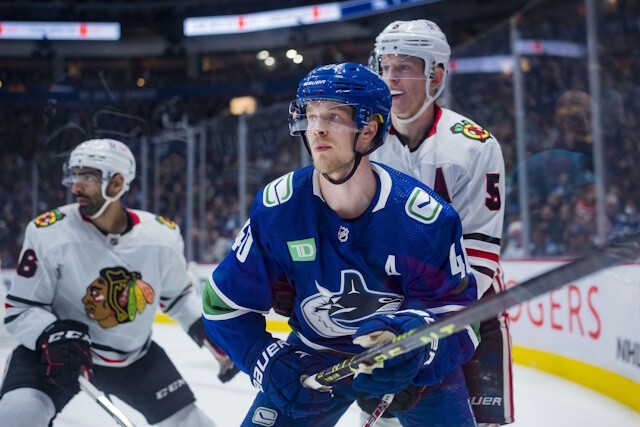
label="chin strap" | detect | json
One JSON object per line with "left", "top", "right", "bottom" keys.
{"left": 89, "top": 177, "right": 127, "bottom": 219}
{"left": 394, "top": 77, "right": 446, "bottom": 125}
{"left": 88, "top": 199, "right": 113, "bottom": 219}
{"left": 394, "top": 100, "right": 431, "bottom": 125}
{"left": 302, "top": 131, "right": 368, "bottom": 186}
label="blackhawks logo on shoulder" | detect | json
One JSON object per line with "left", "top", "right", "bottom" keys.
{"left": 155, "top": 215, "right": 176, "bottom": 229}
{"left": 34, "top": 209, "right": 66, "bottom": 228}
{"left": 450, "top": 120, "right": 491, "bottom": 142}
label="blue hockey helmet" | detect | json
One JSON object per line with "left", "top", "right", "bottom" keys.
{"left": 289, "top": 62, "right": 392, "bottom": 150}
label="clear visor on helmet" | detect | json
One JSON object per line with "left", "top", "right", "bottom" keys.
{"left": 289, "top": 100, "right": 358, "bottom": 136}
{"left": 371, "top": 53, "right": 430, "bottom": 81}
{"left": 61, "top": 163, "right": 106, "bottom": 187}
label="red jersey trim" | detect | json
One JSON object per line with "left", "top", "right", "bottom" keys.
{"left": 388, "top": 104, "right": 442, "bottom": 140}
{"left": 92, "top": 350, "right": 130, "bottom": 364}
{"left": 427, "top": 104, "right": 442, "bottom": 139}
{"left": 126, "top": 209, "right": 140, "bottom": 226}
{"left": 467, "top": 248, "right": 500, "bottom": 263}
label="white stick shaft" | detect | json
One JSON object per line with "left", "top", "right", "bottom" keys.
{"left": 79, "top": 376, "right": 136, "bottom": 427}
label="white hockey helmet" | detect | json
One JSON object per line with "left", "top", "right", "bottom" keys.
{"left": 63, "top": 139, "right": 136, "bottom": 218}
{"left": 372, "top": 20, "right": 451, "bottom": 123}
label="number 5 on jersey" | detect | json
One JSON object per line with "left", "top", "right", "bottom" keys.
{"left": 449, "top": 237, "right": 471, "bottom": 278}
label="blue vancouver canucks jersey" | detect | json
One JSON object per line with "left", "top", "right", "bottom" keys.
{"left": 203, "top": 163, "right": 478, "bottom": 373}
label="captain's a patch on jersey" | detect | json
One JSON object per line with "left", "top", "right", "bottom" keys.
{"left": 34, "top": 209, "right": 66, "bottom": 228}
{"left": 450, "top": 120, "right": 492, "bottom": 142}
{"left": 155, "top": 215, "right": 176, "bottom": 229}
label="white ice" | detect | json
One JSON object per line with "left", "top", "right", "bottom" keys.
{"left": 1, "top": 323, "right": 639, "bottom": 426}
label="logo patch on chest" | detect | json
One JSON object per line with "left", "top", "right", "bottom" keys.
{"left": 337, "top": 226, "right": 349, "bottom": 242}
{"left": 82, "top": 267, "right": 155, "bottom": 329}
{"left": 300, "top": 269, "right": 403, "bottom": 338}
{"left": 287, "top": 238, "right": 316, "bottom": 261}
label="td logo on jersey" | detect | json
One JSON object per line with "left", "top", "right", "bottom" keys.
{"left": 287, "top": 238, "right": 316, "bottom": 261}
{"left": 301, "top": 269, "right": 403, "bottom": 338}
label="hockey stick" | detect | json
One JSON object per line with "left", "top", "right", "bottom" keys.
{"left": 362, "top": 393, "right": 394, "bottom": 427}
{"left": 79, "top": 375, "right": 136, "bottom": 427}
{"left": 303, "top": 231, "right": 640, "bottom": 390}
{"left": 203, "top": 339, "right": 240, "bottom": 383}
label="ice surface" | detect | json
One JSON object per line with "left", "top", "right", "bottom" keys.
{"left": 1, "top": 323, "right": 638, "bottom": 426}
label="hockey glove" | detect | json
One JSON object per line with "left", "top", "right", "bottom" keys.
{"left": 352, "top": 309, "right": 462, "bottom": 396}
{"left": 188, "top": 317, "right": 240, "bottom": 383}
{"left": 37, "top": 319, "right": 93, "bottom": 388}
{"left": 250, "top": 339, "right": 336, "bottom": 419}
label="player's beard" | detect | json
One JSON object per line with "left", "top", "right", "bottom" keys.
{"left": 313, "top": 153, "right": 356, "bottom": 182}
{"left": 78, "top": 193, "right": 106, "bottom": 217}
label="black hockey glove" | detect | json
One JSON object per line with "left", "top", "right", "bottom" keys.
{"left": 37, "top": 319, "right": 93, "bottom": 388}
{"left": 188, "top": 317, "right": 240, "bottom": 383}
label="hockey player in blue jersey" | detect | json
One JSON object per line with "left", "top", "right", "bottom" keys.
{"left": 202, "top": 63, "right": 479, "bottom": 426}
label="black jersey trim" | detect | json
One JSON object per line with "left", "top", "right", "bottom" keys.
{"left": 6, "top": 294, "right": 50, "bottom": 307}
{"left": 4, "top": 313, "right": 20, "bottom": 324}
{"left": 463, "top": 233, "right": 501, "bottom": 246}
{"left": 471, "top": 264, "right": 496, "bottom": 279}
{"left": 160, "top": 284, "right": 193, "bottom": 313}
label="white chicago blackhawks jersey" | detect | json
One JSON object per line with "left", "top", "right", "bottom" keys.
{"left": 5, "top": 205, "right": 201, "bottom": 367}
{"left": 371, "top": 105, "right": 505, "bottom": 297}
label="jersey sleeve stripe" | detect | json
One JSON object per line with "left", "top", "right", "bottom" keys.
{"left": 6, "top": 294, "right": 50, "bottom": 307}
{"left": 468, "top": 256, "right": 498, "bottom": 271}
{"left": 463, "top": 238, "right": 501, "bottom": 255}
{"left": 466, "top": 248, "right": 500, "bottom": 263}
{"left": 207, "top": 278, "right": 269, "bottom": 314}
{"left": 4, "top": 313, "right": 21, "bottom": 324}
{"left": 161, "top": 290, "right": 189, "bottom": 313}
{"left": 464, "top": 324, "right": 480, "bottom": 349}
{"left": 463, "top": 233, "right": 501, "bottom": 245}
{"left": 92, "top": 337, "right": 151, "bottom": 355}
{"left": 470, "top": 264, "right": 495, "bottom": 280}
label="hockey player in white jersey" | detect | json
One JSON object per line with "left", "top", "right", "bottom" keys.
{"left": 365, "top": 20, "right": 511, "bottom": 426}
{"left": 0, "top": 139, "right": 237, "bottom": 426}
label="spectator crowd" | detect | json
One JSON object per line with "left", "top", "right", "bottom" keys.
{"left": 1, "top": 0, "right": 639, "bottom": 267}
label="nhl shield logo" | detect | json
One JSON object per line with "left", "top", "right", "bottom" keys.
{"left": 337, "top": 226, "right": 349, "bottom": 242}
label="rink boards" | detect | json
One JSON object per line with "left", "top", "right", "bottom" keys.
{"left": 2, "top": 260, "right": 639, "bottom": 412}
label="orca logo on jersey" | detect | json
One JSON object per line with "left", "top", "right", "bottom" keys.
{"left": 34, "top": 209, "right": 66, "bottom": 228}
{"left": 263, "top": 171, "right": 294, "bottom": 207}
{"left": 301, "top": 269, "right": 404, "bottom": 338}
{"left": 450, "top": 120, "right": 491, "bottom": 142}
{"left": 82, "top": 267, "right": 155, "bottom": 328}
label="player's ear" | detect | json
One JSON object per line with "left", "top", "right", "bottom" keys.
{"left": 430, "top": 66, "right": 445, "bottom": 88}
{"left": 363, "top": 120, "right": 378, "bottom": 138}
{"left": 359, "top": 120, "right": 379, "bottom": 151}
{"left": 106, "top": 174, "right": 124, "bottom": 197}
